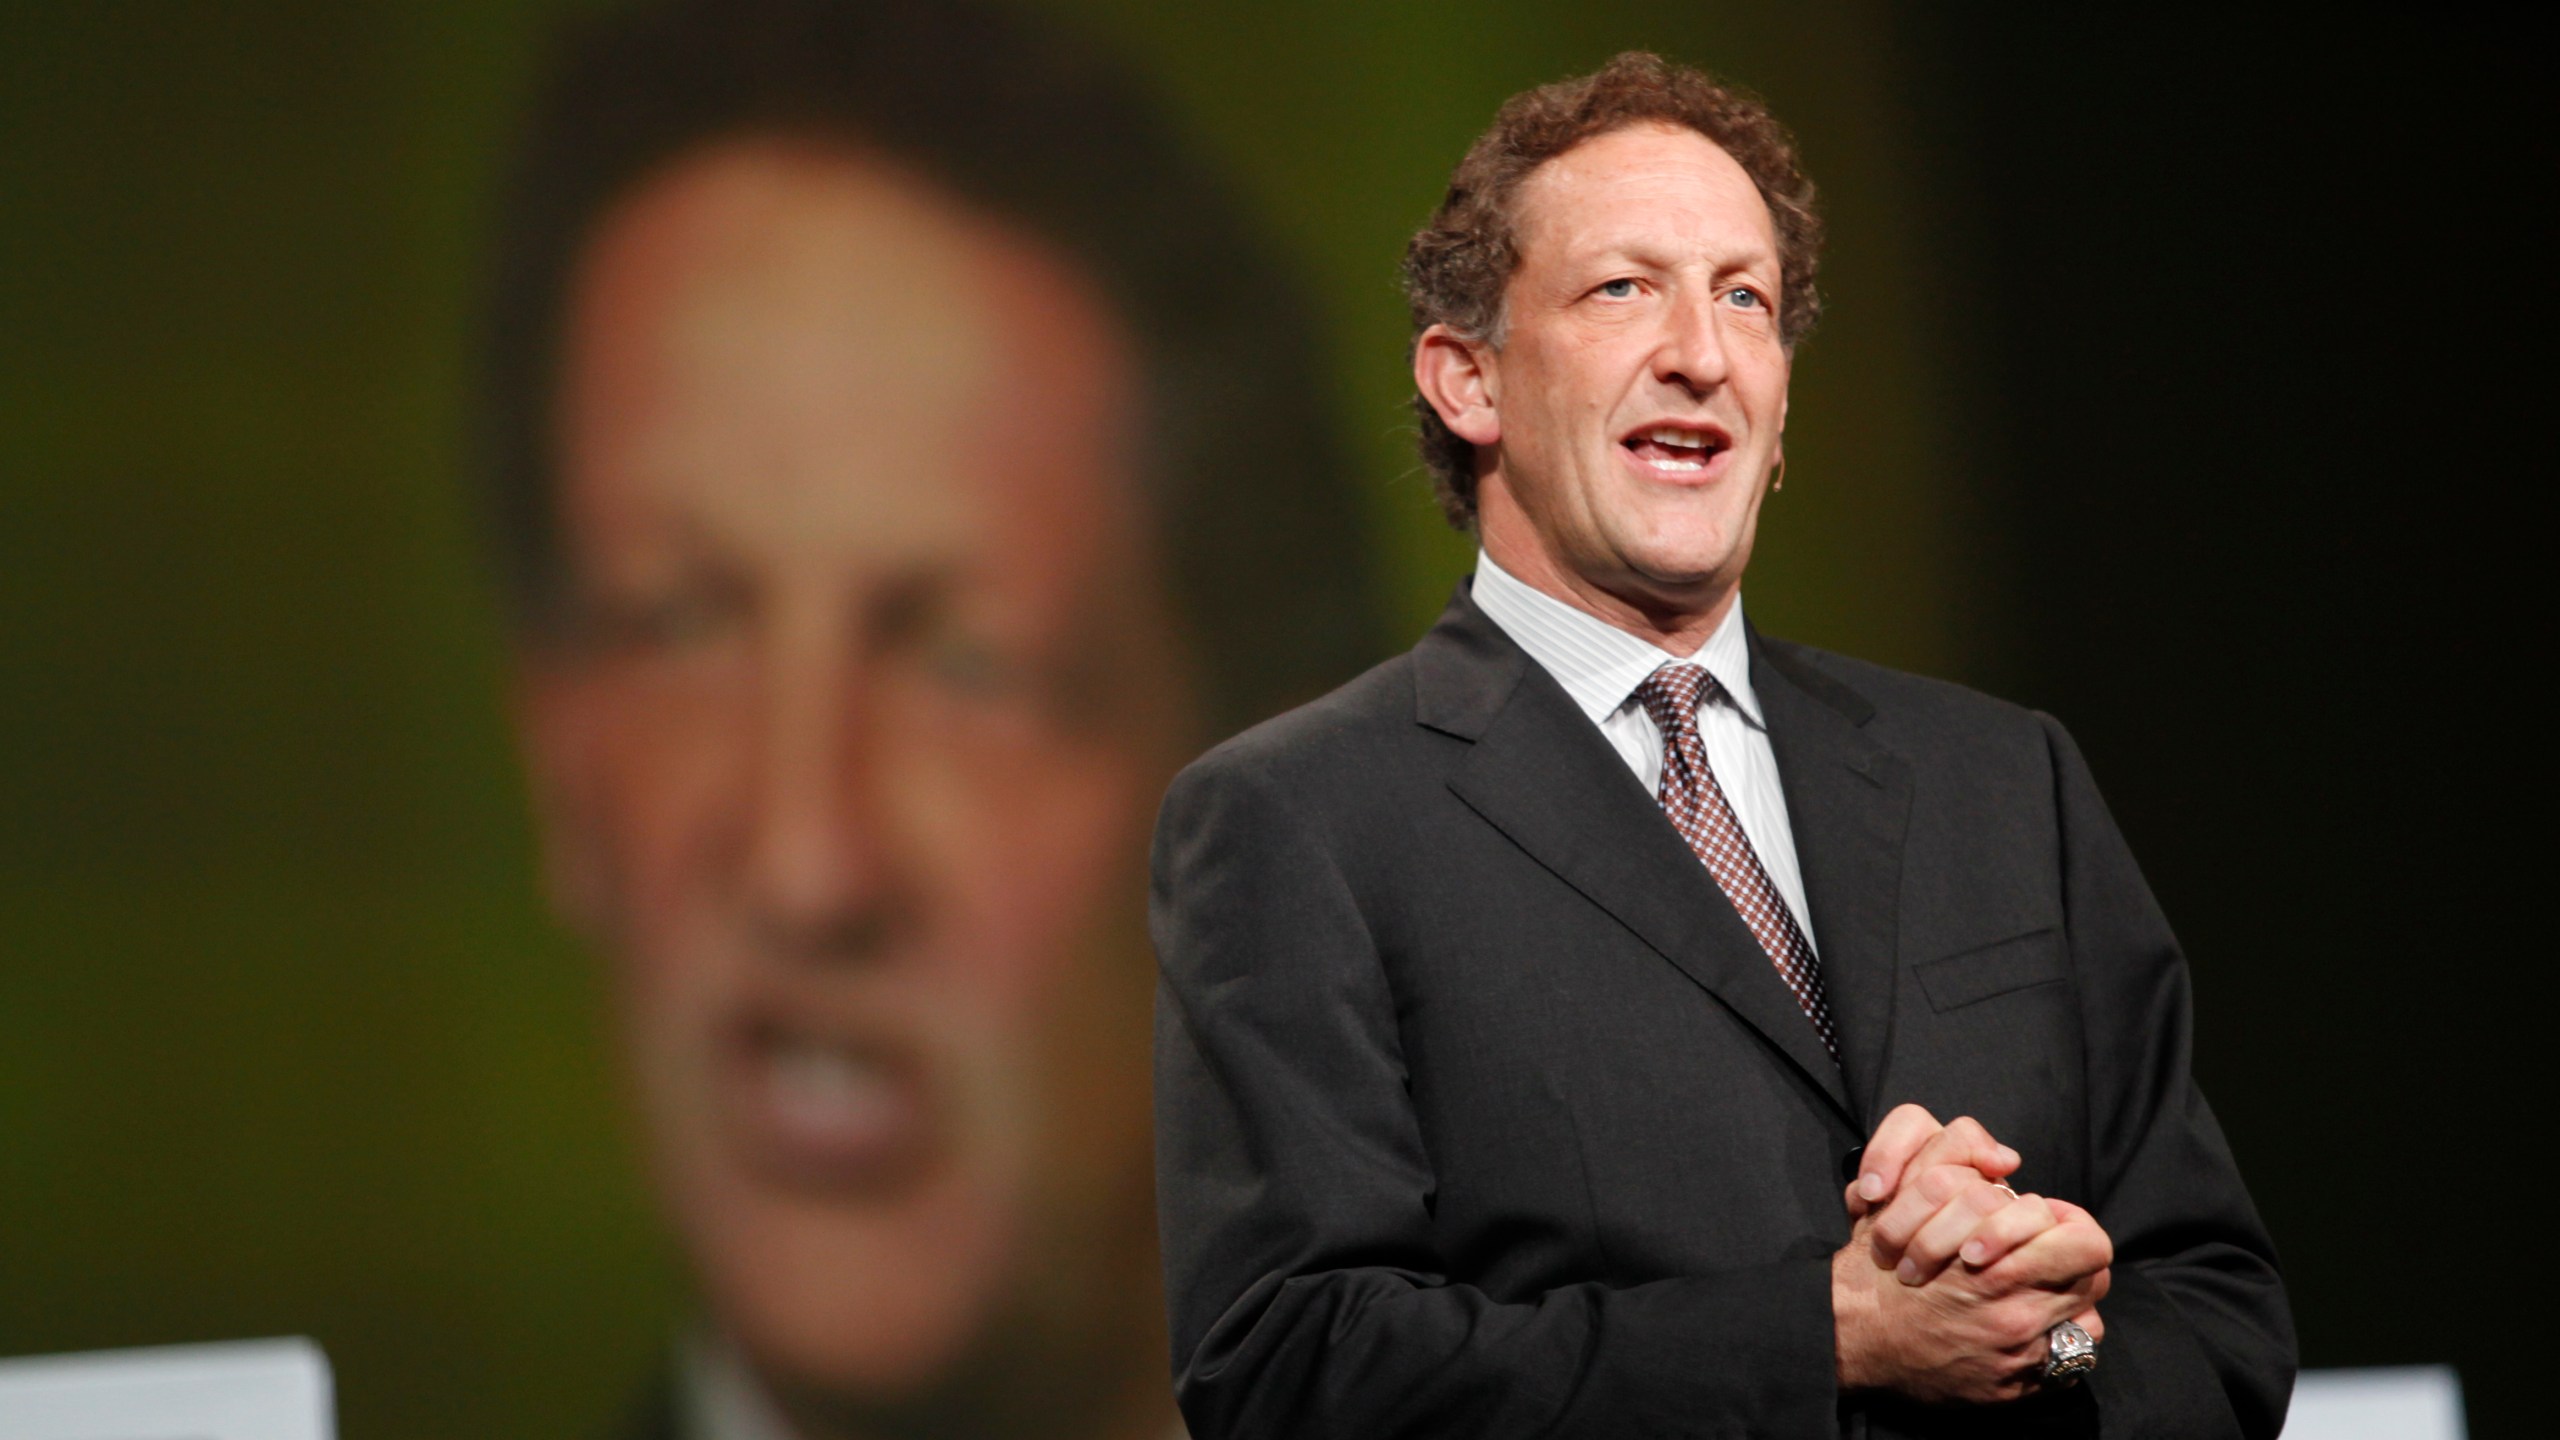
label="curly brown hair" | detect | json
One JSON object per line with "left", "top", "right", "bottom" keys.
{"left": 1402, "top": 51, "right": 1824, "bottom": 528}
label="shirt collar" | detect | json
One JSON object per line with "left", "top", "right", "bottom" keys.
{"left": 1471, "top": 547, "right": 1765, "bottom": 729}
{"left": 678, "top": 1329, "right": 799, "bottom": 1440}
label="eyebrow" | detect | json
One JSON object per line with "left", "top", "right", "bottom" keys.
{"left": 1564, "top": 239, "right": 1778, "bottom": 284}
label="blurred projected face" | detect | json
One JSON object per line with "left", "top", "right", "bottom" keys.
{"left": 1460, "top": 123, "right": 1792, "bottom": 620}
{"left": 523, "top": 139, "right": 1188, "bottom": 1424}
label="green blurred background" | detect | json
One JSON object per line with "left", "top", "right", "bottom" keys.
{"left": 2, "top": 3, "right": 2536, "bottom": 1435}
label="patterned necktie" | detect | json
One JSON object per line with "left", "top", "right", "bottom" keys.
{"left": 1632, "top": 663, "right": 1839, "bottom": 1060}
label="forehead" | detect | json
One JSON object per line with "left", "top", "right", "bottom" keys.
{"left": 554, "top": 137, "right": 1141, "bottom": 582}
{"left": 1510, "top": 122, "right": 1776, "bottom": 270}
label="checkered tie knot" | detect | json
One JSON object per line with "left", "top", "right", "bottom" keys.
{"left": 1632, "top": 663, "right": 1839, "bottom": 1060}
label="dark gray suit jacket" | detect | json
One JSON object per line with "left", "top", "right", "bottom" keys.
{"left": 1151, "top": 586, "right": 2292, "bottom": 1438}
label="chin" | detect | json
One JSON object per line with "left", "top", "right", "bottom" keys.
{"left": 1626, "top": 512, "right": 1754, "bottom": 586}
{"left": 1619, "top": 542, "right": 1740, "bottom": 595}
{"left": 693, "top": 1159, "right": 1018, "bottom": 1395}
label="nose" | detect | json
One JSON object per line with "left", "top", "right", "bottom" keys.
{"left": 1652, "top": 287, "right": 1733, "bottom": 394}
{"left": 743, "top": 635, "right": 900, "bottom": 957}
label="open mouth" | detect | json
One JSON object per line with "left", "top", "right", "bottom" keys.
{"left": 1621, "top": 423, "right": 1730, "bottom": 474}
{"left": 724, "top": 1015, "right": 938, "bottom": 1197}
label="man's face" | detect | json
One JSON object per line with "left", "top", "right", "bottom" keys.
{"left": 1470, "top": 122, "right": 1793, "bottom": 618}
{"left": 521, "top": 139, "right": 1188, "bottom": 1420}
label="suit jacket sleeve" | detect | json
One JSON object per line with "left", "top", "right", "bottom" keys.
{"left": 2040, "top": 714, "right": 2295, "bottom": 1438}
{"left": 1151, "top": 751, "right": 1842, "bottom": 1440}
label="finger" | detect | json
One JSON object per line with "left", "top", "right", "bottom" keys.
{"left": 1869, "top": 1161, "right": 1990, "bottom": 1262}
{"left": 2015, "top": 1196, "right": 2114, "bottom": 1274}
{"left": 1867, "top": 1161, "right": 1982, "bottom": 1265}
{"left": 1983, "top": 1294, "right": 2076, "bottom": 1373}
{"left": 1894, "top": 1181, "right": 2013, "bottom": 1283}
{"left": 1852, "top": 1103, "right": 1943, "bottom": 1209}
{"left": 2015, "top": 1199, "right": 2109, "bottom": 1288}
{"left": 1981, "top": 1215, "right": 2114, "bottom": 1296}
{"left": 1955, "top": 1192, "right": 2063, "bottom": 1272}
{"left": 2043, "top": 1195, "right": 2099, "bottom": 1228}
{"left": 1900, "top": 1185, "right": 2045, "bottom": 1286}
{"left": 2011, "top": 1304, "right": 2107, "bottom": 1393}
{"left": 1920, "top": 1115, "right": 2021, "bottom": 1182}
{"left": 1869, "top": 1116, "right": 2018, "bottom": 1230}
{"left": 1983, "top": 1277, "right": 2103, "bottom": 1365}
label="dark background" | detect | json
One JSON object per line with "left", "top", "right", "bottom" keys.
{"left": 1908, "top": 12, "right": 2542, "bottom": 1435}
{"left": 2, "top": 3, "right": 2540, "bottom": 1434}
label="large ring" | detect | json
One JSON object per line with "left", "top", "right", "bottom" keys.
{"left": 2042, "top": 1319, "right": 2098, "bottom": 1385}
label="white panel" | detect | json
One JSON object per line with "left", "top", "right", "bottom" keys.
{"left": 0, "top": 1337, "right": 335, "bottom": 1440}
{"left": 2283, "top": 1365, "right": 2466, "bottom": 1440}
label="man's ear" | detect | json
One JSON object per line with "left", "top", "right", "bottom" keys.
{"left": 1413, "top": 323, "right": 1502, "bottom": 447}
{"left": 512, "top": 657, "right": 613, "bottom": 940}
{"left": 1771, "top": 370, "right": 1792, "bottom": 483}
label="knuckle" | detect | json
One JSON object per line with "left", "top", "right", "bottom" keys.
{"left": 1992, "top": 1307, "right": 2044, "bottom": 1352}
{"left": 1877, "top": 1104, "right": 1937, "bottom": 1151}
{"left": 1988, "top": 1204, "right": 2038, "bottom": 1243}
{"left": 2064, "top": 1223, "right": 2111, "bottom": 1271}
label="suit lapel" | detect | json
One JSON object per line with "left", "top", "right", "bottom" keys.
{"left": 1418, "top": 590, "right": 1855, "bottom": 1121}
{"left": 1750, "top": 630, "right": 1912, "bottom": 1128}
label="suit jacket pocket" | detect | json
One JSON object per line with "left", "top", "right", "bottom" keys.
{"left": 1914, "top": 927, "right": 2064, "bottom": 1012}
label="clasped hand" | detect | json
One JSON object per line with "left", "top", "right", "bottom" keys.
{"left": 1830, "top": 1105, "right": 2112, "bottom": 1405}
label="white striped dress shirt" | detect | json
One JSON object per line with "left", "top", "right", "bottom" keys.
{"left": 1470, "top": 550, "right": 1819, "bottom": 953}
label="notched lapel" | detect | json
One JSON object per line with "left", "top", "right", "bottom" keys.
{"left": 1418, "top": 594, "right": 1854, "bottom": 1119}
{"left": 1752, "top": 636, "right": 1913, "bottom": 1128}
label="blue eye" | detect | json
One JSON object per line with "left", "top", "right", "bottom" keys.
{"left": 1598, "top": 278, "right": 1639, "bottom": 299}
{"left": 1726, "top": 287, "right": 1764, "bottom": 309}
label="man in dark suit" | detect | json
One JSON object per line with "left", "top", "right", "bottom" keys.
{"left": 1151, "top": 53, "right": 2293, "bottom": 1438}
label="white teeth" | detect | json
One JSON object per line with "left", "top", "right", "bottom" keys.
{"left": 1637, "top": 425, "right": 1718, "bottom": 450}
{"left": 1630, "top": 425, "right": 1717, "bottom": 471}
{"left": 768, "top": 1042, "right": 893, "bottom": 1128}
